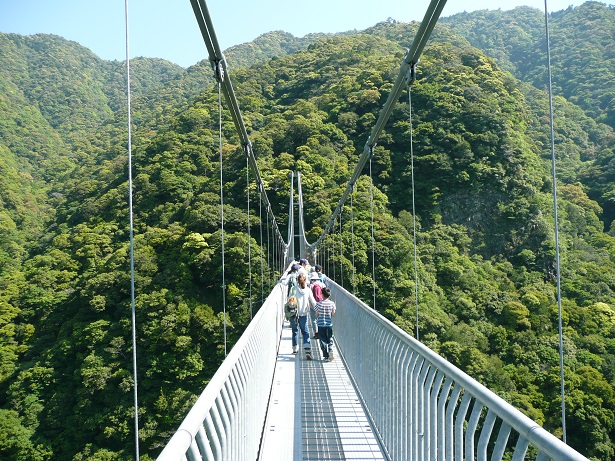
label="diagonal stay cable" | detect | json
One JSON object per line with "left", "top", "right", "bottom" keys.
{"left": 310, "top": 0, "right": 447, "bottom": 252}
{"left": 190, "top": 0, "right": 288, "bottom": 253}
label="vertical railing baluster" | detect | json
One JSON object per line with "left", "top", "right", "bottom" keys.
{"left": 477, "top": 409, "right": 497, "bottom": 461}
{"left": 390, "top": 338, "right": 403, "bottom": 460}
{"left": 215, "top": 395, "right": 230, "bottom": 461}
{"left": 187, "top": 440, "right": 200, "bottom": 461}
{"left": 407, "top": 352, "right": 420, "bottom": 461}
{"left": 437, "top": 378, "right": 453, "bottom": 460}
{"left": 454, "top": 392, "right": 472, "bottom": 461}
{"left": 430, "top": 372, "right": 445, "bottom": 460}
{"left": 418, "top": 362, "right": 433, "bottom": 460}
{"left": 413, "top": 357, "right": 426, "bottom": 461}
{"left": 196, "top": 425, "right": 214, "bottom": 461}
{"left": 205, "top": 410, "right": 222, "bottom": 460}
{"left": 422, "top": 366, "right": 437, "bottom": 460}
{"left": 512, "top": 437, "right": 530, "bottom": 461}
{"left": 492, "top": 422, "right": 512, "bottom": 461}
{"left": 445, "top": 386, "right": 462, "bottom": 461}
{"left": 465, "top": 401, "right": 484, "bottom": 461}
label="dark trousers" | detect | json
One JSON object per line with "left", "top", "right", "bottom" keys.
{"left": 317, "top": 325, "right": 333, "bottom": 358}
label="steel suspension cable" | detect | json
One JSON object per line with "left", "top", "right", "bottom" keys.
{"left": 266, "top": 208, "right": 271, "bottom": 288}
{"left": 309, "top": 0, "right": 447, "bottom": 251}
{"left": 124, "top": 1, "right": 140, "bottom": 458}
{"left": 217, "top": 81, "right": 227, "bottom": 357}
{"left": 369, "top": 152, "right": 376, "bottom": 310}
{"left": 259, "top": 187, "right": 264, "bottom": 304}
{"left": 408, "top": 88, "right": 420, "bottom": 341}
{"left": 246, "top": 155, "right": 252, "bottom": 318}
{"left": 351, "top": 186, "right": 356, "bottom": 295}
{"left": 273, "top": 219, "right": 278, "bottom": 279}
{"left": 325, "top": 236, "right": 331, "bottom": 276}
{"left": 339, "top": 211, "right": 344, "bottom": 288}
{"left": 543, "top": 0, "right": 566, "bottom": 442}
{"left": 190, "top": 0, "right": 288, "bottom": 272}
{"left": 332, "top": 217, "right": 337, "bottom": 281}
{"left": 271, "top": 215, "right": 275, "bottom": 283}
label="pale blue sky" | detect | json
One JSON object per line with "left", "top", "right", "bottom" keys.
{"left": 0, "top": 0, "right": 585, "bottom": 68}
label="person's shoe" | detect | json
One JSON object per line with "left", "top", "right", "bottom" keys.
{"left": 292, "top": 345, "right": 298, "bottom": 354}
{"left": 313, "top": 332, "right": 319, "bottom": 339}
{"left": 328, "top": 351, "right": 334, "bottom": 361}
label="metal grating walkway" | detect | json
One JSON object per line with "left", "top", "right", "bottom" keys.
{"left": 259, "top": 319, "right": 387, "bottom": 461}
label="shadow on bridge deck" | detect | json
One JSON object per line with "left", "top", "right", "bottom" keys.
{"left": 259, "top": 318, "right": 387, "bottom": 461}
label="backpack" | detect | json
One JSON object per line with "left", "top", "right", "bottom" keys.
{"left": 284, "top": 285, "right": 298, "bottom": 320}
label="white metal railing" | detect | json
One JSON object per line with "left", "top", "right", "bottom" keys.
{"left": 157, "top": 276, "right": 589, "bottom": 461}
{"left": 330, "top": 280, "right": 589, "bottom": 461}
{"left": 156, "top": 280, "right": 286, "bottom": 461}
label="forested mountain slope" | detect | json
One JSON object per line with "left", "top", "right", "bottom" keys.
{"left": 441, "top": 1, "right": 615, "bottom": 128}
{"left": 0, "top": 3, "right": 614, "bottom": 460}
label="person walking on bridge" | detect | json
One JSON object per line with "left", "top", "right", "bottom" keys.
{"left": 310, "top": 271, "right": 325, "bottom": 339}
{"left": 315, "top": 286, "right": 336, "bottom": 361}
{"left": 298, "top": 258, "right": 310, "bottom": 278}
{"left": 292, "top": 272, "right": 316, "bottom": 358}
{"left": 314, "top": 264, "right": 330, "bottom": 287}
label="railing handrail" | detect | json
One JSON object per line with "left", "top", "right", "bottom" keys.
{"left": 330, "top": 281, "right": 588, "bottom": 461}
{"left": 157, "top": 278, "right": 287, "bottom": 460}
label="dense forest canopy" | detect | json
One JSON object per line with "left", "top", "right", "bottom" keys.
{"left": 0, "top": 2, "right": 614, "bottom": 460}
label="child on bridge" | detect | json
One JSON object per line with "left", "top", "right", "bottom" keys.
{"left": 315, "top": 286, "right": 336, "bottom": 361}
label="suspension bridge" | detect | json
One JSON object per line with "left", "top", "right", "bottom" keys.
{"left": 124, "top": 0, "right": 593, "bottom": 459}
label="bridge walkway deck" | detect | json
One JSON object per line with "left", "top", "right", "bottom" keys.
{"left": 259, "top": 317, "right": 387, "bottom": 461}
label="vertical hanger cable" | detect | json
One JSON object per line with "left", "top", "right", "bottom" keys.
{"left": 408, "top": 87, "right": 420, "bottom": 341}
{"left": 217, "top": 80, "right": 227, "bottom": 357}
{"left": 259, "top": 186, "right": 264, "bottom": 304}
{"left": 543, "top": 0, "right": 566, "bottom": 442}
{"left": 369, "top": 152, "right": 376, "bottom": 310}
{"left": 339, "top": 210, "right": 344, "bottom": 287}
{"left": 246, "top": 155, "right": 252, "bottom": 318}
{"left": 124, "top": 1, "right": 140, "bottom": 458}
{"left": 351, "top": 185, "right": 356, "bottom": 295}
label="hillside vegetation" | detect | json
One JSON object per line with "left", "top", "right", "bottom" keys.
{"left": 0, "top": 2, "right": 614, "bottom": 460}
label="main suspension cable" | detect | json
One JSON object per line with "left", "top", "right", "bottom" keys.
{"left": 124, "top": 0, "right": 140, "bottom": 458}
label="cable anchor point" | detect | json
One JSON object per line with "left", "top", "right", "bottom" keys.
{"left": 211, "top": 59, "right": 225, "bottom": 83}
{"left": 406, "top": 61, "right": 418, "bottom": 86}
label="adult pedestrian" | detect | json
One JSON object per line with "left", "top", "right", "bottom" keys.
{"left": 286, "top": 263, "right": 300, "bottom": 296}
{"left": 310, "top": 271, "right": 325, "bottom": 338}
{"left": 298, "top": 258, "right": 310, "bottom": 278}
{"left": 292, "top": 272, "right": 316, "bottom": 358}
{"left": 314, "top": 264, "right": 330, "bottom": 287}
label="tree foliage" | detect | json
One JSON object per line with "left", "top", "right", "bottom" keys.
{"left": 0, "top": 3, "right": 614, "bottom": 459}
